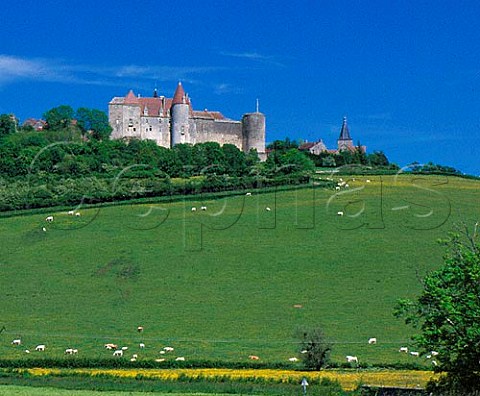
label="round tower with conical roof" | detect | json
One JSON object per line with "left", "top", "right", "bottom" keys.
{"left": 171, "top": 82, "right": 190, "bottom": 146}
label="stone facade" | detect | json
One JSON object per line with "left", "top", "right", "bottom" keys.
{"left": 109, "top": 83, "right": 266, "bottom": 159}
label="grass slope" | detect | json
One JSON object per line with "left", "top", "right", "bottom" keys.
{"left": 0, "top": 175, "right": 478, "bottom": 365}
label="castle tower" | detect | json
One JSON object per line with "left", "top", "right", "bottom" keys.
{"left": 171, "top": 82, "right": 190, "bottom": 146}
{"left": 242, "top": 106, "right": 266, "bottom": 160}
{"left": 337, "top": 116, "right": 354, "bottom": 151}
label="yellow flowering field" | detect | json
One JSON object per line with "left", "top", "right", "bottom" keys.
{"left": 18, "top": 368, "right": 438, "bottom": 391}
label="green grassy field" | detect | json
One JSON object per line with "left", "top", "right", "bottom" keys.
{"left": 0, "top": 174, "right": 478, "bottom": 365}
{"left": 0, "top": 386, "right": 232, "bottom": 396}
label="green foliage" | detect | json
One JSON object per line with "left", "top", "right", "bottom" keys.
{"left": 395, "top": 226, "right": 480, "bottom": 393}
{"left": 408, "top": 161, "right": 462, "bottom": 175}
{"left": 43, "top": 105, "right": 75, "bottom": 130}
{"left": 0, "top": 114, "right": 17, "bottom": 137}
{"left": 76, "top": 107, "right": 112, "bottom": 140}
{"left": 266, "top": 148, "right": 315, "bottom": 174}
{"left": 266, "top": 137, "right": 299, "bottom": 151}
{"left": 297, "top": 327, "right": 332, "bottom": 370}
{"left": 367, "top": 151, "right": 389, "bottom": 167}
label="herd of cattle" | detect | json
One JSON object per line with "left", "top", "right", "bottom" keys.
{"left": 10, "top": 332, "right": 439, "bottom": 365}
{"left": 10, "top": 326, "right": 187, "bottom": 363}
{"left": 344, "top": 337, "right": 439, "bottom": 366}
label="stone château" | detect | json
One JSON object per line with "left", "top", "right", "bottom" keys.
{"left": 109, "top": 82, "right": 266, "bottom": 159}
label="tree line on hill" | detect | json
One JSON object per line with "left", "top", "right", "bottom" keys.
{"left": 0, "top": 107, "right": 317, "bottom": 211}
{"left": 0, "top": 106, "right": 463, "bottom": 212}
{"left": 267, "top": 138, "right": 396, "bottom": 169}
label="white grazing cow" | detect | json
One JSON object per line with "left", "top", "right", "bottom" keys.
{"left": 155, "top": 358, "right": 166, "bottom": 362}
{"left": 337, "top": 211, "right": 344, "bottom": 216}
{"left": 431, "top": 351, "right": 439, "bottom": 356}
{"left": 65, "top": 348, "right": 74, "bottom": 354}
{"left": 288, "top": 357, "right": 298, "bottom": 362}
{"left": 265, "top": 207, "right": 271, "bottom": 211}
{"left": 25, "top": 349, "right": 30, "bottom": 354}
{"left": 335, "top": 186, "right": 341, "bottom": 191}
{"left": 245, "top": 192, "right": 252, "bottom": 196}
{"left": 191, "top": 207, "right": 197, "bottom": 212}
{"left": 35, "top": 344, "right": 46, "bottom": 351}
{"left": 410, "top": 351, "right": 420, "bottom": 357}
{"left": 300, "top": 350, "right": 308, "bottom": 354}
{"left": 163, "top": 346, "right": 174, "bottom": 352}
{"left": 137, "top": 326, "right": 144, "bottom": 333}
{"left": 346, "top": 355, "right": 358, "bottom": 363}
{"left": 113, "top": 350, "right": 123, "bottom": 357}
{"left": 130, "top": 357, "right": 137, "bottom": 362}
{"left": 368, "top": 338, "right": 377, "bottom": 344}
{"left": 45, "top": 216, "right": 54, "bottom": 222}
{"left": 399, "top": 347, "right": 408, "bottom": 353}
{"left": 201, "top": 206, "right": 207, "bottom": 211}
{"left": 432, "top": 360, "right": 438, "bottom": 366}
{"left": 72, "top": 349, "right": 78, "bottom": 354}
{"left": 75, "top": 212, "right": 81, "bottom": 217}
{"left": 12, "top": 339, "right": 21, "bottom": 346}
{"left": 67, "top": 210, "right": 75, "bottom": 215}
{"left": 249, "top": 355, "right": 260, "bottom": 360}
{"left": 42, "top": 227, "right": 47, "bottom": 232}
{"left": 121, "top": 346, "right": 128, "bottom": 351}
{"left": 104, "top": 343, "right": 117, "bottom": 350}
{"left": 175, "top": 356, "right": 185, "bottom": 361}
{"left": 366, "top": 179, "right": 371, "bottom": 183}
{"left": 159, "top": 350, "right": 166, "bottom": 354}
{"left": 139, "top": 343, "right": 145, "bottom": 349}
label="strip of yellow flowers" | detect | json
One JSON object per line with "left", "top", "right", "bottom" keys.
{"left": 18, "top": 368, "right": 438, "bottom": 391}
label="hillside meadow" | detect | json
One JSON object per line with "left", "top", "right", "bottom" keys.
{"left": 0, "top": 174, "right": 478, "bottom": 366}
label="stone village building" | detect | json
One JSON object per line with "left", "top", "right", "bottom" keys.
{"left": 299, "top": 116, "right": 365, "bottom": 154}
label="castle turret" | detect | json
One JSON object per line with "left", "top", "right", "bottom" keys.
{"left": 337, "top": 116, "right": 354, "bottom": 151}
{"left": 242, "top": 109, "right": 266, "bottom": 160}
{"left": 171, "top": 82, "right": 190, "bottom": 146}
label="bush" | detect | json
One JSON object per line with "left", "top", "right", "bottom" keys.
{"left": 296, "top": 327, "right": 332, "bottom": 370}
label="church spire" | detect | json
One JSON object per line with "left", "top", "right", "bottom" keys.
{"left": 338, "top": 116, "right": 352, "bottom": 141}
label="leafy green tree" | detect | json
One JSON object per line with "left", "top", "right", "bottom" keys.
{"left": 76, "top": 107, "right": 112, "bottom": 140}
{"left": 267, "top": 148, "right": 315, "bottom": 174}
{"left": 43, "top": 105, "right": 75, "bottom": 130}
{"left": 297, "top": 327, "right": 332, "bottom": 370}
{"left": 0, "top": 114, "right": 18, "bottom": 137}
{"left": 222, "top": 143, "right": 247, "bottom": 176}
{"left": 394, "top": 226, "right": 480, "bottom": 393}
{"left": 368, "top": 150, "right": 389, "bottom": 167}
{"left": 352, "top": 141, "right": 367, "bottom": 165}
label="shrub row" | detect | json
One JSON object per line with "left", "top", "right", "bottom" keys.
{"left": 0, "top": 172, "right": 318, "bottom": 212}
{"left": 0, "top": 358, "right": 427, "bottom": 371}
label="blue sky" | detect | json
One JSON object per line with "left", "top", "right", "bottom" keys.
{"left": 1, "top": 0, "right": 479, "bottom": 175}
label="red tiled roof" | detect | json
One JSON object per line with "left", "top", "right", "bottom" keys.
{"left": 139, "top": 97, "right": 173, "bottom": 117}
{"left": 125, "top": 90, "right": 140, "bottom": 104}
{"left": 192, "top": 110, "right": 226, "bottom": 120}
{"left": 299, "top": 142, "right": 315, "bottom": 150}
{"left": 172, "top": 82, "right": 186, "bottom": 105}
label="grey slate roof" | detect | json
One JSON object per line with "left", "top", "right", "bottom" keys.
{"left": 338, "top": 116, "right": 352, "bottom": 140}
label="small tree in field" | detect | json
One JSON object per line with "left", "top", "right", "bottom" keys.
{"left": 395, "top": 223, "right": 480, "bottom": 394}
{"left": 297, "top": 327, "right": 331, "bottom": 370}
